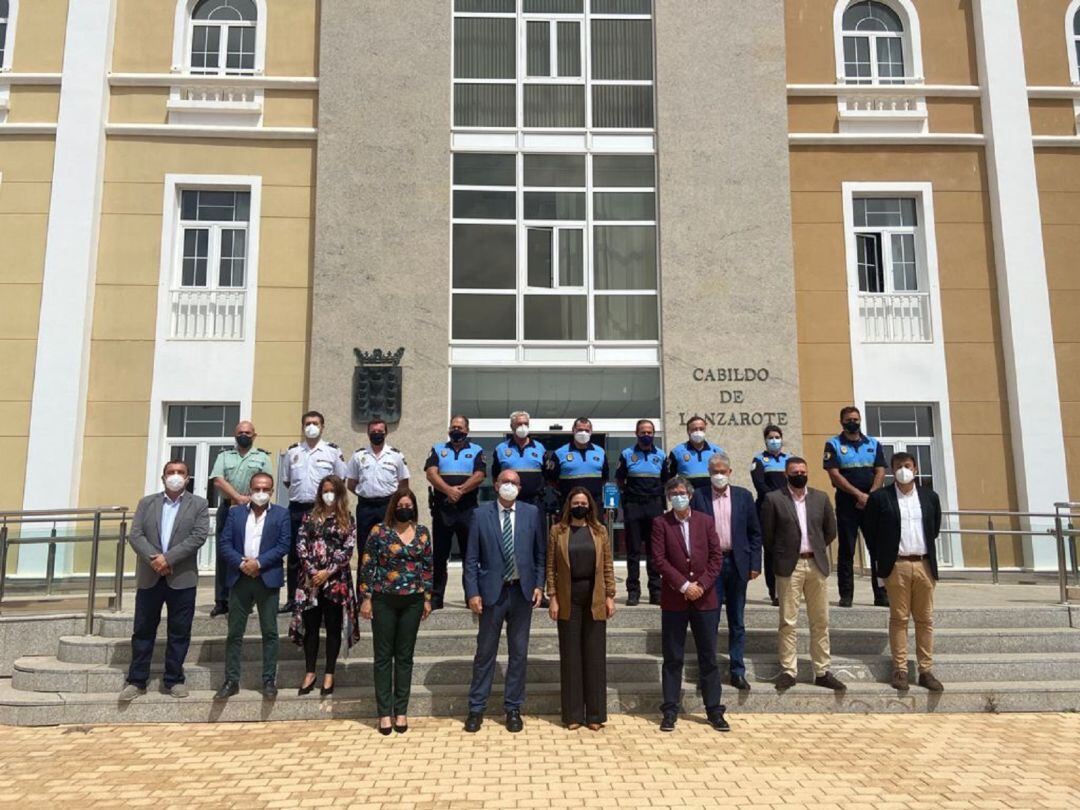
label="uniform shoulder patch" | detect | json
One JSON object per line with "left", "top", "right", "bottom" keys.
{"left": 257, "top": 448, "right": 269, "bottom": 454}
{"left": 288, "top": 442, "right": 300, "bottom": 449}
{"left": 327, "top": 441, "right": 339, "bottom": 448}
{"left": 389, "top": 446, "right": 400, "bottom": 453}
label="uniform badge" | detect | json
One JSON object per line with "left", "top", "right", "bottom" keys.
{"left": 465, "top": 453, "right": 473, "bottom": 459}
{"left": 840, "top": 446, "right": 849, "bottom": 455}
{"left": 505, "top": 449, "right": 513, "bottom": 457}
{"left": 683, "top": 453, "right": 690, "bottom": 462}
{"left": 440, "top": 450, "right": 447, "bottom": 457}
{"left": 631, "top": 454, "right": 638, "bottom": 463}
{"left": 592, "top": 455, "right": 599, "bottom": 462}
{"left": 566, "top": 453, "right": 574, "bottom": 462}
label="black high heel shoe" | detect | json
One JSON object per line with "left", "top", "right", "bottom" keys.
{"left": 378, "top": 718, "right": 393, "bottom": 736}
{"left": 320, "top": 676, "right": 335, "bottom": 697}
{"left": 394, "top": 721, "right": 408, "bottom": 734}
{"left": 298, "top": 677, "right": 317, "bottom": 696}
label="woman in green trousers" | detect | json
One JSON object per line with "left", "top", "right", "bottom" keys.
{"left": 359, "top": 488, "right": 433, "bottom": 734}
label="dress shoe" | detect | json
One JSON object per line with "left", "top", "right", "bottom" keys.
{"left": 167, "top": 683, "right": 189, "bottom": 699}
{"left": 209, "top": 603, "right": 229, "bottom": 618}
{"left": 891, "top": 670, "right": 910, "bottom": 691}
{"left": 770, "top": 596, "right": 780, "bottom": 607}
{"left": 505, "top": 709, "right": 524, "bottom": 733}
{"left": 118, "top": 683, "right": 146, "bottom": 702}
{"left": 378, "top": 718, "right": 393, "bottom": 736}
{"left": 874, "top": 596, "right": 891, "bottom": 608}
{"left": 262, "top": 679, "right": 278, "bottom": 699}
{"left": 625, "top": 594, "right": 640, "bottom": 607}
{"left": 708, "top": 711, "right": 731, "bottom": 732}
{"left": 586, "top": 723, "right": 603, "bottom": 731}
{"left": 298, "top": 677, "right": 317, "bottom": 696}
{"left": 659, "top": 712, "right": 677, "bottom": 732}
{"left": 648, "top": 594, "right": 662, "bottom": 606}
{"left": 464, "top": 712, "right": 483, "bottom": 733}
{"left": 918, "top": 671, "right": 944, "bottom": 692}
{"left": 394, "top": 721, "right": 408, "bottom": 734}
{"left": 774, "top": 672, "right": 797, "bottom": 691}
{"left": 731, "top": 675, "right": 751, "bottom": 692}
{"left": 838, "top": 597, "right": 853, "bottom": 608}
{"left": 814, "top": 672, "right": 847, "bottom": 692}
{"left": 320, "top": 684, "right": 335, "bottom": 697}
{"left": 278, "top": 601, "right": 296, "bottom": 615}
{"left": 213, "top": 680, "right": 239, "bottom": 701}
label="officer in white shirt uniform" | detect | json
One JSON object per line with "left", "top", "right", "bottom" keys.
{"left": 278, "top": 410, "right": 348, "bottom": 613}
{"left": 346, "top": 417, "right": 410, "bottom": 555}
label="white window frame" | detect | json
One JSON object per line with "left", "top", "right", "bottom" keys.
{"left": 175, "top": 190, "right": 251, "bottom": 293}
{"left": 0, "top": 0, "right": 17, "bottom": 73}
{"left": 522, "top": 16, "right": 585, "bottom": 82}
{"left": 832, "top": 0, "right": 923, "bottom": 85}
{"left": 852, "top": 197, "right": 923, "bottom": 296}
{"left": 173, "top": 0, "right": 267, "bottom": 76}
{"left": 1065, "top": 0, "right": 1080, "bottom": 85}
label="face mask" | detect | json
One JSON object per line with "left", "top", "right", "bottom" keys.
{"left": 395, "top": 507, "right": 416, "bottom": 523}
{"left": 895, "top": 467, "right": 916, "bottom": 485}
{"left": 321, "top": 491, "right": 336, "bottom": 506}
{"left": 498, "top": 483, "right": 519, "bottom": 502}
{"left": 368, "top": 431, "right": 386, "bottom": 446}
{"left": 514, "top": 425, "right": 530, "bottom": 439}
{"left": 766, "top": 437, "right": 783, "bottom": 453}
{"left": 236, "top": 434, "right": 253, "bottom": 450}
{"left": 638, "top": 435, "right": 653, "bottom": 446}
{"left": 689, "top": 430, "right": 706, "bottom": 445}
{"left": 164, "top": 474, "right": 187, "bottom": 493}
{"left": 449, "top": 429, "right": 468, "bottom": 443}
{"left": 711, "top": 473, "right": 729, "bottom": 490}
{"left": 787, "top": 474, "right": 808, "bottom": 490}
{"left": 574, "top": 430, "right": 591, "bottom": 446}
{"left": 250, "top": 491, "right": 271, "bottom": 507}
{"left": 570, "top": 505, "right": 590, "bottom": 520}
{"left": 304, "top": 423, "right": 321, "bottom": 440}
{"left": 843, "top": 420, "right": 861, "bottom": 435}
{"left": 670, "top": 494, "right": 691, "bottom": 512}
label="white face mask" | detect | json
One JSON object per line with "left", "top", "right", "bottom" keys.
{"left": 895, "top": 467, "right": 916, "bottom": 485}
{"left": 498, "top": 483, "right": 520, "bottom": 502}
{"left": 304, "top": 423, "right": 321, "bottom": 440}
{"left": 670, "top": 494, "right": 691, "bottom": 512}
{"left": 711, "top": 473, "right": 729, "bottom": 490}
{"left": 250, "top": 491, "right": 271, "bottom": 507}
{"left": 689, "top": 430, "right": 706, "bottom": 445}
{"left": 574, "top": 430, "right": 591, "bottom": 445}
{"left": 321, "top": 491, "right": 336, "bottom": 506}
{"left": 164, "top": 474, "right": 187, "bottom": 493}
{"left": 514, "top": 424, "right": 530, "bottom": 439}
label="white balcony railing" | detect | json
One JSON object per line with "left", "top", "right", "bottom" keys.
{"left": 178, "top": 85, "right": 258, "bottom": 105}
{"left": 170, "top": 289, "right": 246, "bottom": 340}
{"left": 858, "top": 292, "right": 932, "bottom": 343}
{"left": 842, "top": 93, "right": 921, "bottom": 113}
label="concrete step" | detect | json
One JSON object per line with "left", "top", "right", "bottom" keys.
{"left": 15, "top": 647, "right": 1080, "bottom": 694}
{"left": 2, "top": 677, "right": 1080, "bottom": 726}
{"left": 91, "top": 603, "right": 1076, "bottom": 637}
{"left": 48, "top": 625, "right": 1080, "bottom": 669}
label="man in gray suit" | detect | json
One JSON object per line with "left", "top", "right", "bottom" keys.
{"left": 760, "top": 457, "right": 845, "bottom": 692}
{"left": 119, "top": 459, "right": 209, "bottom": 701}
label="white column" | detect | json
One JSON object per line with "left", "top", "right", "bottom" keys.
{"left": 20, "top": 2, "right": 116, "bottom": 572}
{"left": 973, "top": 1, "right": 1068, "bottom": 568}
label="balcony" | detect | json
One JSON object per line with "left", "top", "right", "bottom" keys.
{"left": 169, "top": 289, "right": 246, "bottom": 340}
{"left": 837, "top": 82, "right": 928, "bottom": 135}
{"left": 166, "top": 78, "right": 263, "bottom": 126}
{"left": 858, "top": 292, "right": 932, "bottom": 343}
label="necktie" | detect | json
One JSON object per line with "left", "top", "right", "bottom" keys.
{"left": 501, "top": 508, "right": 518, "bottom": 581}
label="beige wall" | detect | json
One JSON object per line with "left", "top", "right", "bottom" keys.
{"left": 789, "top": 145, "right": 1021, "bottom": 567}
{"left": 6, "top": 87, "right": 61, "bottom": 124}
{"left": 107, "top": 87, "right": 318, "bottom": 128}
{"left": 0, "top": 138, "right": 54, "bottom": 511}
{"left": 8, "top": 0, "right": 68, "bottom": 74}
{"left": 1020, "top": 0, "right": 1073, "bottom": 87}
{"left": 1030, "top": 98, "right": 1076, "bottom": 138}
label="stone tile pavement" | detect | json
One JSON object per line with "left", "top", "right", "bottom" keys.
{"left": 0, "top": 713, "right": 1077, "bottom": 809}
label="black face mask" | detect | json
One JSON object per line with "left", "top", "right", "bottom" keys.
{"left": 842, "top": 420, "right": 861, "bottom": 434}
{"left": 570, "top": 505, "right": 590, "bottom": 520}
{"left": 449, "top": 429, "right": 468, "bottom": 443}
{"left": 394, "top": 507, "right": 416, "bottom": 523}
{"left": 637, "top": 435, "right": 653, "bottom": 446}
{"left": 235, "top": 434, "right": 253, "bottom": 450}
{"left": 369, "top": 432, "right": 386, "bottom": 445}
{"left": 787, "top": 474, "right": 808, "bottom": 489}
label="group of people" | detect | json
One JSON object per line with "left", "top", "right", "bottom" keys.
{"left": 116, "top": 404, "right": 945, "bottom": 732}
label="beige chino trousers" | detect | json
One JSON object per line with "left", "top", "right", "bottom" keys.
{"left": 776, "top": 557, "right": 831, "bottom": 678}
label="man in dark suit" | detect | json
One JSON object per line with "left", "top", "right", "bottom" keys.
{"left": 213, "top": 471, "right": 291, "bottom": 700}
{"left": 651, "top": 476, "right": 729, "bottom": 732}
{"left": 863, "top": 451, "right": 944, "bottom": 692}
{"left": 761, "top": 457, "right": 845, "bottom": 692}
{"left": 463, "top": 469, "right": 546, "bottom": 733}
{"left": 119, "top": 459, "right": 209, "bottom": 702}
{"left": 690, "top": 452, "right": 762, "bottom": 692}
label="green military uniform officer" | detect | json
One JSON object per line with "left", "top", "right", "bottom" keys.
{"left": 210, "top": 420, "right": 273, "bottom": 617}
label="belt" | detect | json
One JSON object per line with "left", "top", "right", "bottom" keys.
{"left": 898, "top": 554, "right": 927, "bottom": 561}
{"left": 357, "top": 495, "right": 392, "bottom": 505}
{"left": 503, "top": 578, "right": 520, "bottom": 587}
{"left": 799, "top": 552, "right": 815, "bottom": 559}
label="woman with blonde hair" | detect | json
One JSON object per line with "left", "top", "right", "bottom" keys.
{"left": 546, "top": 486, "right": 616, "bottom": 730}
{"left": 289, "top": 474, "right": 361, "bottom": 697}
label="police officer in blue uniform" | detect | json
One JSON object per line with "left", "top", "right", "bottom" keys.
{"left": 662, "top": 416, "right": 726, "bottom": 492}
{"left": 424, "top": 415, "right": 486, "bottom": 611}
{"left": 750, "top": 424, "right": 791, "bottom": 607}
{"left": 823, "top": 406, "right": 887, "bottom": 607}
{"left": 615, "top": 419, "right": 665, "bottom": 606}
{"left": 544, "top": 417, "right": 609, "bottom": 512}
{"left": 491, "top": 411, "right": 547, "bottom": 510}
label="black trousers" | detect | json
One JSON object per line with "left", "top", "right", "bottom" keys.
{"left": 836, "top": 504, "right": 886, "bottom": 602}
{"left": 287, "top": 501, "right": 315, "bottom": 603}
{"left": 431, "top": 507, "right": 474, "bottom": 603}
{"left": 214, "top": 499, "right": 231, "bottom": 608}
{"left": 301, "top": 599, "right": 344, "bottom": 674}
{"left": 127, "top": 578, "right": 197, "bottom": 689}
{"left": 557, "top": 580, "right": 607, "bottom": 725}
{"left": 624, "top": 503, "right": 661, "bottom": 599}
{"left": 355, "top": 497, "right": 391, "bottom": 590}
{"left": 661, "top": 607, "right": 723, "bottom": 717}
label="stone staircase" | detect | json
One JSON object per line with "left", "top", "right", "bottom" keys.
{"left": 3, "top": 602, "right": 1080, "bottom": 725}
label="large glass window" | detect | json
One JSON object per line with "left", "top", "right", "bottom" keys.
{"left": 0, "top": 0, "right": 9, "bottom": 67}
{"left": 841, "top": 1, "right": 908, "bottom": 85}
{"left": 865, "top": 403, "right": 938, "bottom": 491}
{"left": 164, "top": 403, "right": 240, "bottom": 507}
{"left": 188, "top": 0, "right": 258, "bottom": 76}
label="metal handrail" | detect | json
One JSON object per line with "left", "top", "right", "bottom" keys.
{"left": 0, "top": 507, "right": 130, "bottom": 633}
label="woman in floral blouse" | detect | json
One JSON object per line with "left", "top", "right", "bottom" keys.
{"left": 289, "top": 475, "right": 361, "bottom": 697}
{"left": 359, "top": 488, "right": 433, "bottom": 734}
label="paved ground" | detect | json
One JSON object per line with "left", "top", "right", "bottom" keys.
{"left": 0, "top": 713, "right": 1077, "bottom": 808}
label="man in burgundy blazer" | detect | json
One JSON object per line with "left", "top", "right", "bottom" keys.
{"left": 650, "top": 475, "right": 728, "bottom": 732}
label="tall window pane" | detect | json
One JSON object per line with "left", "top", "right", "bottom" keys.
{"left": 591, "top": 19, "right": 653, "bottom": 80}
{"left": 527, "top": 228, "right": 554, "bottom": 288}
{"left": 454, "top": 18, "right": 516, "bottom": 79}
{"left": 856, "top": 233, "right": 884, "bottom": 293}
{"left": 557, "top": 22, "right": 582, "bottom": 77}
{"left": 595, "top": 296, "right": 658, "bottom": 340}
{"left": 559, "top": 229, "right": 585, "bottom": 286}
{"left": 454, "top": 224, "right": 517, "bottom": 288}
{"left": 526, "top": 21, "right": 551, "bottom": 77}
{"left": 594, "top": 226, "right": 656, "bottom": 289}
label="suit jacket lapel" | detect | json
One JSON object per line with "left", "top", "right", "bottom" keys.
{"left": 150, "top": 496, "right": 163, "bottom": 551}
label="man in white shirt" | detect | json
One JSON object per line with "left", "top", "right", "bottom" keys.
{"left": 864, "top": 452, "right": 944, "bottom": 692}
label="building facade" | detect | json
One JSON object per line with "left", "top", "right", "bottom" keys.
{"left": 1, "top": 0, "right": 1077, "bottom": 573}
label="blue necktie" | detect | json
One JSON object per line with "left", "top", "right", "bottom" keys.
{"left": 501, "top": 508, "right": 518, "bottom": 582}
